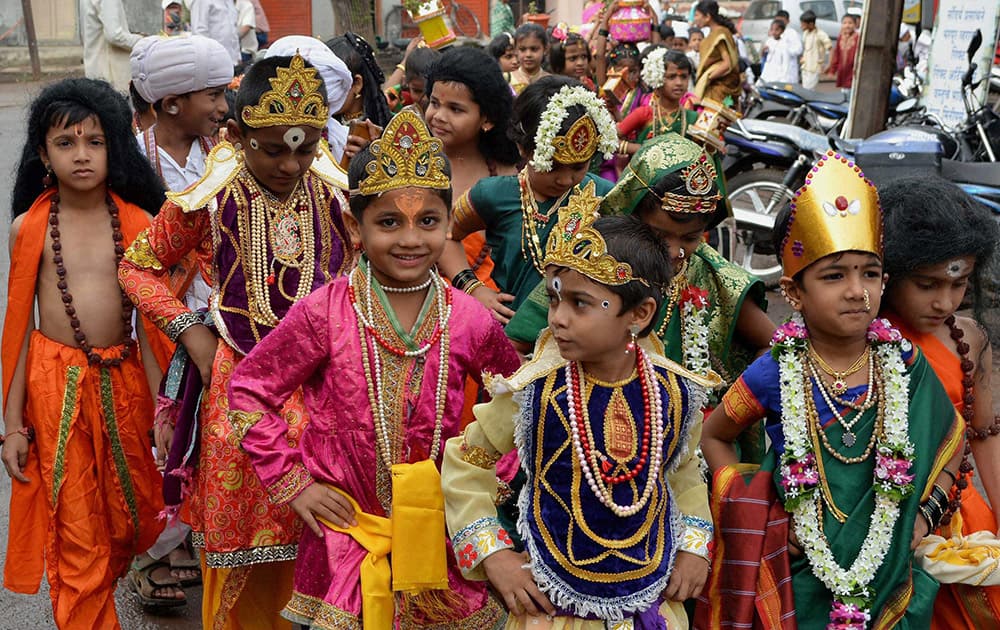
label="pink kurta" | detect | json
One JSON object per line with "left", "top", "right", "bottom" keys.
{"left": 229, "top": 275, "right": 519, "bottom": 627}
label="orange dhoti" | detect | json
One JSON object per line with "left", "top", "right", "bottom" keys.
{"left": 3, "top": 331, "right": 165, "bottom": 630}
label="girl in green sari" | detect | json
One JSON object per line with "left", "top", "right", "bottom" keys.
{"left": 617, "top": 48, "right": 700, "bottom": 157}
{"left": 692, "top": 0, "right": 743, "bottom": 110}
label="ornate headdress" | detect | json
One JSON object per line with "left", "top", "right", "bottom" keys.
{"left": 780, "top": 150, "right": 883, "bottom": 278}
{"left": 531, "top": 85, "right": 618, "bottom": 172}
{"left": 241, "top": 53, "right": 329, "bottom": 129}
{"left": 544, "top": 181, "right": 650, "bottom": 286}
{"left": 357, "top": 107, "right": 450, "bottom": 196}
{"left": 604, "top": 133, "right": 726, "bottom": 222}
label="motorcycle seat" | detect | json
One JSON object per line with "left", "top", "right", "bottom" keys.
{"left": 941, "top": 159, "right": 1000, "bottom": 186}
{"left": 759, "top": 82, "right": 847, "bottom": 105}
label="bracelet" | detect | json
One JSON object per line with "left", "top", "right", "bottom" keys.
{"left": 463, "top": 280, "right": 485, "bottom": 295}
{"left": 0, "top": 427, "right": 35, "bottom": 444}
{"left": 451, "top": 269, "right": 478, "bottom": 292}
{"left": 395, "top": 63, "right": 405, "bottom": 72}
{"left": 618, "top": 140, "right": 630, "bottom": 156}
{"left": 164, "top": 311, "right": 203, "bottom": 343}
{"left": 598, "top": 28, "right": 610, "bottom": 38}
{"left": 940, "top": 468, "right": 957, "bottom": 487}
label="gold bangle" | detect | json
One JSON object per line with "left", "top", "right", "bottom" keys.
{"left": 396, "top": 63, "right": 406, "bottom": 72}
{"left": 464, "top": 280, "right": 485, "bottom": 295}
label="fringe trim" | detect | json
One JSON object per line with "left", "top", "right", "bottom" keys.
{"left": 667, "top": 378, "right": 708, "bottom": 474}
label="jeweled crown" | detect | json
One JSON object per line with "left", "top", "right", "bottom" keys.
{"left": 544, "top": 181, "right": 649, "bottom": 286}
{"left": 241, "top": 53, "right": 329, "bottom": 129}
{"left": 780, "top": 150, "right": 883, "bottom": 278}
{"left": 551, "top": 114, "right": 598, "bottom": 165}
{"left": 357, "top": 107, "right": 450, "bottom": 196}
{"left": 660, "top": 151, "right": 722, "bottom": 214}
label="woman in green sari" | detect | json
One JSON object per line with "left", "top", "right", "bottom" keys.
{"left": 692, "top": 0, "right": 743, "bottom": 110}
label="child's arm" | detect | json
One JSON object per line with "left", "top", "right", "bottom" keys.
{"left": 120, "top": 203, "right": 216, "bottom": 383}
{"left": 734, "top": 299, "right": 777, "bottom": 356}
{"left": 135, "top": 319, "right": 163, "bottom": 402}
{"left": 663, "top": 414, "right": 712, "bottom": 601}
{"left": 965, "top": 320, "right": 1000, "bottom": 522}
{"left": 2, "top": 218, "right": 33, "bottom": 483}
{"left": 226, "top": 290, "right": 353, "bottom": 537}
{"left": 702, "top": 405, "right": 744, "bottom": 473}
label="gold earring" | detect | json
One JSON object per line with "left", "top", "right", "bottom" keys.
{"left": 863, "top": 288, "right": 871, "bottom": 312}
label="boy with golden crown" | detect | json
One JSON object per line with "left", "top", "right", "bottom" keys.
{"left": 697, "top": 152, "right": 964, "bottom": 630}
{"left": 119, "top": 54, "right": 351, "bottom": 629}
{"left": 441, "top": 184, "right": 720, "bottom": 629}
{"left": 226, "top": 107, "right": 520, "bottom": 628}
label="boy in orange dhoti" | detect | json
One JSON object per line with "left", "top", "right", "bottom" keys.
{"left": 2, "top": 78, "right": 172, "bottom": 628}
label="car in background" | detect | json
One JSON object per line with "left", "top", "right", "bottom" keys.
{"left": 738, "top": 0, "right": 864, "bottom": 56}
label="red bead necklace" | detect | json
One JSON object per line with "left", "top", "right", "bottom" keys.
{"left": 347, "top": 283, "right": 451, "bottom": 357}
{"left": 48, "top": 194, "right": 134, "bottom": 367}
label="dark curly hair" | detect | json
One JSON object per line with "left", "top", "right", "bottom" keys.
{"left": 327, "top": 33, "right": 392, "bottom": 128}
{"left": 426, "top": 46, "right": 520, "bottom": 167}
{"left": 11, "top": 78, "right": 165, "bottom": 219}
{"left": 510, "top": 75, "right": 589, "bottom": 157}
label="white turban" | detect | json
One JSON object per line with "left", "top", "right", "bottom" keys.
{"left": 130, "top": 34, "right": 234, "bottom": 104}
{"left": 265, "top": 35, "right": 354, "bottom": 160}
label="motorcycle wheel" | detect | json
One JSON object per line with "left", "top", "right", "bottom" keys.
{"left": 727, "top": 167, "right": 791, "bottom": 286}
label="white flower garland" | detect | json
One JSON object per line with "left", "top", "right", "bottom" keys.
{"left": 680, "top": 290, "right": 711, "bottom": 375}
{"left": 774, "top": 314, "right": 914, "bottom": 628}
{"left": 641, "top": 46, "right": 668, "bottom": 90}
{"left": 530, "top": 85, "right": 618, "bottom": 173}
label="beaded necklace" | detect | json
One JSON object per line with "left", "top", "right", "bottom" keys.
{"left": 237, "top": 168, "right": 316, "bottom": 326}
{"left": 349, "top": 263, "right": 452, "bottom": 467}
{"left": 806, "top": 348, "right": 878, "bottom": 448}
{"left": 48, "top": 193, "right": 134, "bottom": 367}
{"left": 942, "top": 315, "right": 977, "bottom": 524}
{"left": 649, "top": 97, "right": 684, "bottom": 139}
{"left": 142, "top": 126, "right": 213, "bottom": 186}
{"left": 518, "top": 167, "right": 573, "bottom": 273}
{"left": 654, "top": 265, "right": 687, "bottom": 339}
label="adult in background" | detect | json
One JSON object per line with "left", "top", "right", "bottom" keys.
{"left": 825, "top": 13, "right": 859, "bottom": 90}
{"left": 249, "top": 0, "right": 270, "bottom": 49}
{"left": 81, "top": 0, "right": 143, "bottom": 91}
{"left": 187, "top": 0, "right": 240, "bottom": 67}
{"left": 692, "top": 0, "right": 742, "bottom": 109}
{"left": 799, "top": 9, "right": 831, "bottom": 89}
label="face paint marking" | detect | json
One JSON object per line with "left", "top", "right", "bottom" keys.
{"left": 392, "top": 190, "right": 429, "bottom": 229}
{"left": 550, "top": 276, "right": 563, "bottom": 302}
{"left": 283, "top": 127, "right": 305, "bottom": 151}
{"left": 249, "top": 138, "right": 260, "bottom": 150}
{"left": 946, "top": 259, "right": 969, "bottom": 278}
{"left": 74, "top": 123, "right": 84, "bottom": 137}
{"left": 601, "top": 300, "right": 610, "bottom": 309}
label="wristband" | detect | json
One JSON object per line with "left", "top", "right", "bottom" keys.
{"left": 0, "top": 426, "right": 35, "bottom": 444}
{"left": 165, "top": 311, "right": 203, "bottom": 343}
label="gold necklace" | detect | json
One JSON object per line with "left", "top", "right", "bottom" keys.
{"left": 519, "top": 167, "right": 572, "bottom": 273}
{"left": 808, "top": 344, "right": 869, "bottom": 395}
{"left": 807, "top": 357, "right": 884, "bottom": 465}
{"left": 651, "top": 97, "right": 683, "bottom": 138}
{"left": 654, "top": 261, "right": 688, "bottom": 339}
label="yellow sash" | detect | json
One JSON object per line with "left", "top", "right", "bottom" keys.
{"left": 318, "top": 459, "right": 450, "bottom": 629}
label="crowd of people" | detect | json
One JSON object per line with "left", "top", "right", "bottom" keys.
{"left": 3, "top": 1, "right": 1000, "bottom": 629}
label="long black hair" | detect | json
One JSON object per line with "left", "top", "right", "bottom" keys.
{"left": 694, "top": 1, "right": 737, "bottom": 33}
{"left": 426, "top": 46, "right": 520, "bottom": 166}
{"left": 326, "top": 32, "right": 392, "bottom": 128}
{"left": 11, "top": 78, "right": 165, "bottom": 219}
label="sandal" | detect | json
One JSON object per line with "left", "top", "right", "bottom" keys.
{"left": 168, "top": 538, "right": 202, "bottom": 587}
{"left": 128, "top": 556, "right": 187, "bottom": 609}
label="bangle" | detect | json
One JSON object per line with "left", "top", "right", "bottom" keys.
{"left": 164, "top": 311, "right": 203, "bottom": 343}
{"left": 0, "top": 427, "right": 34, "bottom": 444}
{"left": 463, "top": 280, "right": 485, "bottom": 295}
{"left": 395, "top": 63, "right": 405, "bottom": 72}
{"left": 598, "top": 28, "right": 610, "bottom": 38}
{"left": 618, "top": 140, "right": 630, "bottom": 156}
{"left": 940, "top": 468, "right": 957, "bottom": 487}
{"left": 451, "top": 269, "right": 478, "bottom": 292}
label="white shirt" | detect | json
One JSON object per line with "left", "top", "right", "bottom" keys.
{"left": 136, "top": 130, "right": 213, "bottom": 309}
{"left": 186, "top": 0, "right": 240, "bottom": 65}
{"left": 235, "top": 0, "right": 257, "bottom": 56}
{"left": 760, "top": 31, "right": 803, "bottom": 84}
{"left": 80, "top": 0, "right": 141, "bottom": 91}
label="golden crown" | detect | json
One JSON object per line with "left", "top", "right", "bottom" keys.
{"left": 544, "top": 180, "right": 649, "bottom": 286}
{"left": 357, "top": 107, "right": 450, "bottom": 196}
{"left": 241, "top": 53, "right": 329, "bottom": 129}
{"left": 660, "top": 151, "right": 721, "bottom": 214}
{"left": 551, "top": 114, "right": 599, "bottom": 165}
{"left": 781, "top": 150, "right": 883, "bottom": 278}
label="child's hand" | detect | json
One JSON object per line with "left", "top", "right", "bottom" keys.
{"left": 662, "top": 551, "right": 709, "bottom": 601}
{"left": 1, "top": 431, "right": 30, "bottom": 483}
{"left": 471, "top": 285, "right": 516, "bottom": 324}
{"left": 911, "top": 513, "right": 931, "bottom": 549}
{"left": 154, "top": 423, "right": 175, "bottom": 471}
{"left": 179, "top": 323, "right": 217, "bottom": 386}
{"left": 344, "top": 121, "right": 383, "bottom": 161}
{"left": 290, "top": 483, "right": 358, "bottom": 537}
{"left": 483, "top": 549, "right": 555, "bottom": 617}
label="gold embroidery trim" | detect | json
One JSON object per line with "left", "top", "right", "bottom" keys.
{"left": 123, "top": 230, "right": 164, "bottom": 271}
{"left": 266, "top": 463, "right": 313, "bottom": 504}
{"left": 51, "top": 366, "right": 82, "bottom": 508}
{"left": 229, "top": 409, "right": 265, "bottom": 443}
{"left": 460, "top": 443, "right": 501, "bottom": 469}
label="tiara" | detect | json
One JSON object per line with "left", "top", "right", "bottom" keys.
{"left": 357, "top": 107, "right": 450, "bottom": 196}
{"left": 241, "top": 53, "right": 329, "bottom": 129}
{"left": 544, "top": 181, "right": 650, "bottom": 287}
{"left": 530, "top": 85, "right": 618, "bottom": 172}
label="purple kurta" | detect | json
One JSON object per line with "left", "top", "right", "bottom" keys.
{"left": 229, "top": 276, "right": 519, "bottom": 627}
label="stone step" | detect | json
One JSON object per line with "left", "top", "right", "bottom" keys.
{"left": 0, "top": 45, "right": 83, "bottom": 82}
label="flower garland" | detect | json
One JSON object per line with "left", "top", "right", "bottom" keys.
{"left": 772, "top": 313, "right": 914, "bottom": 629}
{"left": 640, "top": 46, "right": 668, "bottom": 90}
{"left": 679, "top": 286, "right": 711, "bottom": 375}
{"left": 530, "top": 85, "right": 618, "bottom": 173}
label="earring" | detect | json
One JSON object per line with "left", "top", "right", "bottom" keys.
{"left": 781, "top": 287, "right": 799, "bottom": 309}
{"left": 863, "top": 288, "right": 871, "bottom": 312}
{"left": 165, "top": 106, "right": 179, "bottom": 115}
{"left": 353, "top": 241, "right": 364, "bottom": 252}
{"left": 625, "top": 324, "right": 640, "bottom": 355}
{"left": 234, "top": 142, "right": 243, "bottom": 151}
{"left": 42, "top": 164, "right": 53, "bottom": 187}
{"left": 678, "top": 247, "right": 686, "bottom": 260}
{"left": 249, "top": 138, "right": 259, "bottom": 150}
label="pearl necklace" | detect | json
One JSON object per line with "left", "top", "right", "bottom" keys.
{"left": 351, "top": 264, "right": 451, "bottom": 466}
{"left": 806, "top": 351, "right": 877, "bottom": 448}
{"left": 380, "top": 275, "right": 432, "bottom": 293}
{"left": 565, "top": 347, "right": 666, "bottom": 517}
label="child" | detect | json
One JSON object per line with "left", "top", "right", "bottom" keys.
{"left": 550, "top": 30, "right": 594, "bottom": 89}
{"left": 825, "top": 14, "right": 859, "bottom": 89}
{"left": 617, "top": 48, "right": 696, "bottom": 154}
{"left": 799, "top": 10, "right": 831, "bottom": 89}
{"left": 327, "top": 32, "right": 392, "bottom": 128}
{"left": 759, "top": 19, "right": 802, "bottom": 85}
{"left": 441, "top": 195, "right": 719, "bottom": 628}
{"left": 226, "top": 107, "right": 520, "bottom": 627}
{"left": 488, "top": 32, "right": 520, "bottom": 78}
{"left": 438, "top": 76, "right": 617, "bottom": 326}
{"left": 119, "top": 54, "right": 352, "bottom": 629}
{"left": 879, "top": 176, "right": 1000, "bottom": 628}
{"left": 385, "top": 45, "right": 440, "bottom": 114}
{"left": 3, "top": 78, "right": 171, "bottom": 628}
{"left": 698, "top": 153, "right": 965, "bottom": 629}
{"left": 510, "top": 23, "right": 550, "bottom": 94}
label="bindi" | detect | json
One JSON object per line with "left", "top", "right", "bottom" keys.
{"left": 74, "top": 123, "right": 84, "bottom": 137}
{"left": 283, "top": 127, "right": 305, "bottom": 151}
{"left": 945, "top": 259, "right": 969, "bottom": 278}
{"left": 550, "top": 276, "right": 563, "bottom": 302}
{"left": 392, "top": 190, "right": 428, "bottom": 228}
